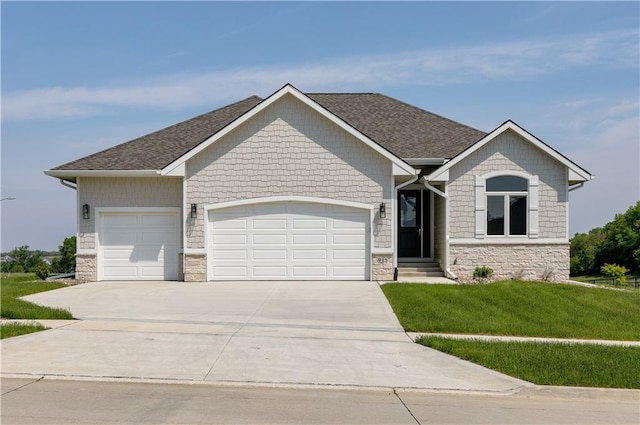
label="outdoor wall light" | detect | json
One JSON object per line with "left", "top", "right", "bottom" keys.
{"left": 190, "top": 203, "right": 197, "bottom": 219}
{"left": 379, "top": 202, "right": 386, "bottom": 219}
{"left": 82, "top": 204, "right": 90, "bottom": 220}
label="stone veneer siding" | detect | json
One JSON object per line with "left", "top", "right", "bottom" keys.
{"left": 75, "top": 254, "right": 96, "bottom": 283}
{"left": 450, "top": 243, "right": 570, "bottom": 282}
{"left": 372, "top": 253, "right": 394, "bottom": 281}
{"left": 184, "top": 254, "right": 206, "bottom": 282}
{"left": 185, "top": 93, "right": 393, "bottom": 280}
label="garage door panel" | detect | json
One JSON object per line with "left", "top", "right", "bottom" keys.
{"left": 253, "top": 266, "right": 288, "bottom": 277}
{"left": 212, "top": 266, "right": 248, "bottom": 278}
{"left": 209, "top": 201, "right": 369, "bottom": 280}
{"left": 212, "top": 234, "right": 247, "bottom": 245}
{"left": 212, "top": 218, "right": 247, "bottom": 230}
{"left": 253, "top": 218, "right": 287, "bottom": 229}
{"left": 253, "top": 249, "right": 287, "bottom": 260}
{"left": 293, "top": 249, "right": 327, "bottom": 260}
{"left": 211, "top": 250, "right": 248, "bottom": 260}
{"left": 293, "top": 234, "right": 327, "bottom": 245}
{"left": 292, "top": 218, "right": 327, "bottom": 229}
{"left": 102, "top": 215, "right": 138, "bottom": 226}
{"left": 333, "top": 234, "right": 365, "bottom": 244}
{"left": 102, "top": 231, "right": 138, "bottom": 245}
{"left": 293, "top": 266, "right": 328, "bottom": 278}
{"left": 98, "top": 211, "right": 178, "bottom": 281}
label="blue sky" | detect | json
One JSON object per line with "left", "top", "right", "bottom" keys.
{"left": 1, "top": 1, "right": 639, "bottom": 251}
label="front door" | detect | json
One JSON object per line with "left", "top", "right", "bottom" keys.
{"left": 398, "top": 190, "right": 421, "bottom": 257}
{"left": 398, "top": 190, "right": 431, "bottom": 258}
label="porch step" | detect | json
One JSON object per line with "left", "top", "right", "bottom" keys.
{"left": 397, "top": 261, "right": 445, "bottom": 278}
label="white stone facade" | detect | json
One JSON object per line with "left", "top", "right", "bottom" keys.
{"left": 450, "top": 243, "right": 570, "bottom": 282}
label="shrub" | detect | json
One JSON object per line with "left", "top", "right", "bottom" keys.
{"left": 473, "top": 266, "right": 493, "bottom": 283}
{"left": 601, "top": 263, "right": 628, "bottom": 284}
{"left": 33, "top": 262, "right": 49, "bottom": 281}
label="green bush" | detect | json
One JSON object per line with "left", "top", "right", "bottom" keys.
{"left": 601, "top": 263, "right": 628, "bottom": 284}
{"left": 33, "top": 261, "right": 49, "bottom": 280}
{"left": 473, "top": 266, "right": 493, "bottom": 282}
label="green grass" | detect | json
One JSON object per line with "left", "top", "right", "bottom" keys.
{"left": 0, "top": 321, "right": 47, "bottom": 339}
{"left": 1, "top": 273, "right": 73, "bottom": 320}
{"left": 382, "top": 281, "right": 640, "bottom": 340}
{"left": 418, "top": 336, "right": 640, "bottom": 389}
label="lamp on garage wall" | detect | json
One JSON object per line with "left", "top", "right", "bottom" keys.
{"left": 190, "top": 203, "right": 197, "bottom": 219}
{"left": 82, "top": 204, "right": 90, "bottom": 220}
{"left": 379, "top": 202, "right": 386, "bottom": 219}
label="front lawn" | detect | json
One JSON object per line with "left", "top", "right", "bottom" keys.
{"left": 1, "top": 273, "right": 73, "bottom": 338}
{"left": 382, "top": 281, "right": 640, "bottom": 340}
{"left": 418, "top": 336, "right": 640, "bottom": 389}
{"left": 0, "top": 321, "right": 47, "bottom": 339}
{"left": 1, "top": 274, "right": 73, "bottom": 320}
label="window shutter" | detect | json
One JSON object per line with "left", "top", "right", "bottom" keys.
{"left": 529, "top": 175, "right": 539, "bottom": 238}
{"left": 475, "top": 175, "right": 485, "bottom": 238}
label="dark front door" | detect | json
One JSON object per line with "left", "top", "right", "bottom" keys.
{"left": 398, "top": 190, "right": 421, "bottom": 257}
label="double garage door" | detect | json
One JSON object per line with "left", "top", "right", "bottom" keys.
{"left": 209, "top": 202, "right": 370, "bottom": 280}
{"left": 97, "top": 211, "right": 179, "bottom": 281}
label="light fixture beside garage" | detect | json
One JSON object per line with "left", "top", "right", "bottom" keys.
{"left": 82, "top": 204, "right": 90, "bottom": 220}
{"left": 379, "top": 202, "right": 386, "bottom": 219}
{"left": 190, "top": 203, "right": 197, "bottom": 219}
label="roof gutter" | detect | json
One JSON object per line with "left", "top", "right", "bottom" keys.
{"left": 402, "top": 158, "right": 447, "bottom": 166}
{"left": 44, "top": 170, "right": 162, "bottom": 180}
{"left": 59, "top": 179, "right": 77, "bottom": 190}
{"left": 568, "top": 182, "right": 586, "bottom": 192}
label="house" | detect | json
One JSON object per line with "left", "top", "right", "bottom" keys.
{"left": 45, "top": 84, "right": 592, "bottom": 283}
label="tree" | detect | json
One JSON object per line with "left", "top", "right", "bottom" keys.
{"left": 595, "top": 202, "right": 640, "bottom": 274}
{"left": 570, "top": 229, "right": 603, "bottom": 276}
{"left": 55, "top": 236, "right": 76, "bottom": 273}
{"left": 9, "top": 245, "right": 42, "bottom": 273}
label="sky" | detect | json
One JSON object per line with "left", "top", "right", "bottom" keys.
{"left": 1, "top": 1, "right": 639, "bottom": 252}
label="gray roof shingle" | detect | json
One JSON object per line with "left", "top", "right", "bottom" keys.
{"left": 52, "top": 92, "right": 486, "bottom": 171}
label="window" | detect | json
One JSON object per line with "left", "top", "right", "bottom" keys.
{"left": 486, "top": 176, "right": 527, "bottom": 236}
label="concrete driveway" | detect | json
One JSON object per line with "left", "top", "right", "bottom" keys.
{"left": 1, "top": 281, "right": 526, "bottom": 392}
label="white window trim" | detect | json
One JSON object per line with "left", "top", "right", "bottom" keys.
{"left": 486, "top": 191, "right": 528, "bottom": 237}
{"left": 475, "top": 172, "right": 539, "bottom": 239}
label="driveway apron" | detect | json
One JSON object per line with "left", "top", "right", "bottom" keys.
{"left": 1, "top": 281, "right": 525, "bottom": 392}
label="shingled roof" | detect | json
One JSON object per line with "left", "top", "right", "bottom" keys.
{"left": 51, "top": 91, "right": 486, "bottom": 171}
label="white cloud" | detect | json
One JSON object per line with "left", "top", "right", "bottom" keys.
{"left": 3, "top": 29, "right": 638, "bottom": 121}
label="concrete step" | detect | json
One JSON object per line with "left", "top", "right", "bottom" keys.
{"left": 398, "top": 262, "right": 440, "bottom": 268}
{"left": 397, "top": 266, "right": 442, "bottom": 272}
{"left": 397, "top": 270, "right": 445, "bottom": 278}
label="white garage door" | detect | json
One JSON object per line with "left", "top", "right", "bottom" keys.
{"left": 208, "top": 202, "right": 369, "bottom": 280}
{"left": 97, "top": 211, "right": 179, "bottom": 281}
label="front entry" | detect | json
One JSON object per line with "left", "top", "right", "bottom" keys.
{"left": 398, "top": 190, "right": 431, "bottom": 258}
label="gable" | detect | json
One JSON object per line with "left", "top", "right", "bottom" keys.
{"left": 164, "top": 84, "right": 416, "bottom": 177}
{"left": 426, "top": 121, "right": 592, "bottom": 184}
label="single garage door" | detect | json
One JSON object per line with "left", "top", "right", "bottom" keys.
{"left": 209, "top": 202, "right": 369, "bottom": 280}
{"left": 97, "top": 211, "right": 179, "bottom": 281}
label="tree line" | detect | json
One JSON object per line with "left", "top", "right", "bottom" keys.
{"left": 1, "top": 236, "right": 76, "bottom": 278}
{"left": 570, "top": 201, "right": 640, "bottom": 276}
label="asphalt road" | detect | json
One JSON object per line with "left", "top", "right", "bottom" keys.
{"left": 2, "top": 377, "right": 639, "bottom": 425}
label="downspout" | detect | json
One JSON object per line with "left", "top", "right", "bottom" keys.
{"left": 59, "top": 179, "right": 77, "bottom": 190}
{"left": 393, "top": 172, "right": 420, "bottom": 280}
{"left": 423, "top": 179, "right": 458, "bottom": 280}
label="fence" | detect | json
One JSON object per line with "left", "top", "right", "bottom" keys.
{"left": 584, "top": 277, "right": 640, "bottom": 289}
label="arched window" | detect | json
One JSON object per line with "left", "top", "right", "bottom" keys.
{"left": 474, "top": 173, "right": 539, "bottom": 239}
{"left": 486, "top": 176, "right": 527, "bottom": 236}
